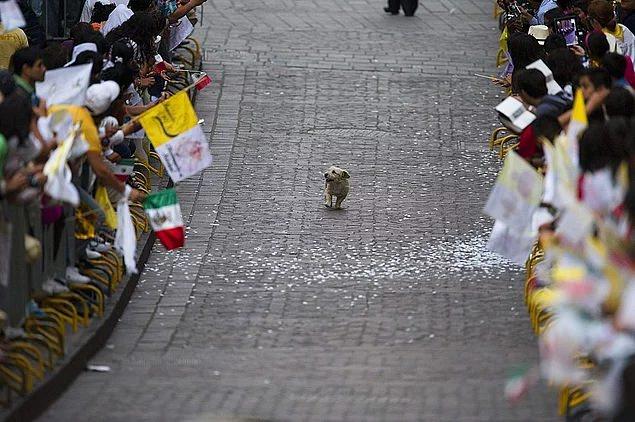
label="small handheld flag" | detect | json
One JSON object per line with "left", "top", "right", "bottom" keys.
{"left": 144, "top": 189, "right": 185, "bottom": 250}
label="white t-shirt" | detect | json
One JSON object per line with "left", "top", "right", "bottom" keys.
{"left": 79, "top": 0, "right": 129, "bottom": 23}
{"left": 616, "top": 24, "right": 635, "bottom": 65}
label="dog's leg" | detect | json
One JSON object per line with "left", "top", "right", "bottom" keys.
{"left": 334, "top": 194, "right": 346, "bottom": 209}
{"left": 324, "top": 190, "right": 332, "bottom": 208}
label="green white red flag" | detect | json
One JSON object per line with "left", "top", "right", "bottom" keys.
{"left": 110, "top": 158, "right": 135, "bottom": 182}
{"left": 143, "top": 188, "right": 184, "bottom": 250}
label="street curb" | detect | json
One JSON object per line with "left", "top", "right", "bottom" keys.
{"left": 3, "top": 230, "right": 157, "bottom": 422}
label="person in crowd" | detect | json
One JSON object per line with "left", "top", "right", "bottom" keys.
{"left": 544, "top": 7, "right": 565, "bottom": 29}
{"left": 40, "top": 41, "right": 70, "bottom": 70}
{"left": 90, "top": 2, "right": 118, "bottom": 31}
{"left": 517, "top": 114, "right": 562, "bottom": 166}
{"left": 520, "top": 0, "right": 559, "bottom": 26}
{"left": 79, "top": 0, "right": 130, "bottom": 23}
{"left": 47, "top": 81, "right": 146, "bottom": 203}
{"left": 74, "top": 50, "right": 106, "bottom": 84}
{"left": 0, "top": 92, "right": 45, "bottom": 202}
{"left": 602, "top": 52, "right": 634, "bottom": 90}
{"left": 546, "top": 46, "right": 583, "bottom": 99}
{"left": 586, "top": 30, "right": 612, "bottom": 67}
{"left": 558, "top": 67, "right": 612, "bottom": 125}
{"left": 621, "top": 0, "right": 635, "bottom": 35}
{"left": 544, "top": 34, "right": 567, "bottom": 54}
{"left": 0, "top": 24, "right": 29, "bottom": 70}
{"left": 16, "top": 0, "right": 46, "bottom": 46}
{"left": 588, "top": 0, "right": 635, "bottom": 60}
{"left": 508, "top": 32, "right": 544, "bottom": 92}
{"left": 578, "top": 118, "right": 630, "bottom": 214}
{"left": 516, "top": 68, "right": 572, "bottom": 117}
{"left": 105, "top": 10, "right": 166, "bottom": 63}
{"left": 604, "top": 87, "right": 635, "bottom": 118}
{"left": 9, "top": 47, "right": 45, "bottom": 104}
{"left": 101, "top": 3, "right": 134, "bottom": 36}
{"left": 158, "top": 0, "right": 207, "bottom": 23}
{"left": 128, "top": 0, "right": 153, "bottom": 11}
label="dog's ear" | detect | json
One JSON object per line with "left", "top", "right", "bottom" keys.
{"left": 341, "top": 170, "right": 350, "bottom": 179}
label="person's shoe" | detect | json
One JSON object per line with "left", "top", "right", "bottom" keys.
{"left": 89, "top": 239, "right": 111, "bottom": 253}
{"left": 66, "top": 266, "right": 92, "bottom": 283}
{"left": 42, "top": 278, "right": 70, "bottom": 295}
{"left": 5, "top": 327, "right": 26, "bottom": 339}
{"left": 85, "top": 248, "right": 102, "bottom": 260}
{"left": 26, "top": 300, "right": 47, "bottom": 318}
{"left": 383, "top": 6, "right": 399, "bottom": 14}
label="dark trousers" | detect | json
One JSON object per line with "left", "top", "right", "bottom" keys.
{"left": 387, "top": 0, "right": 400, "bottom": 12}
{"left": 387, "top": 0, "right": 418, "bottom": 15}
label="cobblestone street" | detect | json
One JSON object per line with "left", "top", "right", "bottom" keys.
{"left": 41, "top": 0, "right": 557, "bottom": 420}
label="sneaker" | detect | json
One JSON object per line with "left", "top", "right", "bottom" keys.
{"left": 85, "top": 248, "right": 102, "bottom": 260}
{"left": 42, "top": 278, "right": 70, "bottom": 295}
{"left": 5, "top": 327, "right": 26, "bottom": 339}
{"left": 89, "top": 238, "right": 111, "bottom": 253}
{"left": 66, "top": 266, "right": 92, "bottom": 283}
{"left": 26, "top": 300, "right": 47, "bottom": 318}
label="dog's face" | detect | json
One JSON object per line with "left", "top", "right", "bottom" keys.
{"left": 324, "top": 166, "right": 350, "bottom": 182}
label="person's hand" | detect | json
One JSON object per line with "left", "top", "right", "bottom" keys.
{"left": 29, "top": 172, "right": 47, "bottom": 187}
{"left": 569, "top": 44, "right": 586, "bottom": 57}
{"left": 27, "top": 163, "right": 44, "bottom": 174}
{"left": 136, "top": 76, "right": 156, "bottom": 88}
{"left": 4, "top": 172, "right": 28, "bottom": 194}
{"left": 129, "top": 188, "right": 146, "bottom": 203}
{"left": 518, "top": 6, "right": 533, "bottom": 22}
{"left": 156, "top": 92, "right": 171, "bottom": 104}
{"left": 105, "top": 125, "right": 118, "bottom": 138}
{"left": 492, "top": 76, "right": 511, "bottom": 88}
{"left": 33, "top": 98, "right": 47, "bottom": 118}
{"left": 106, "top": 151, "right": 121, "bottom": 163}
{"left": 160, "top": 71, "right": 173, "bottom": 82}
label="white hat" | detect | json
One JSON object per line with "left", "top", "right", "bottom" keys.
{"left": 64, "top": 42, "right": 98, "bottom": 67}
{"left": 528, "top": 25, "right": 549, "bottom": 45}
{"left": 85, "top": 81, "right": 120, "bottom": 115}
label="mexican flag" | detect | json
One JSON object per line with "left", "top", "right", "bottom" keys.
{"left": 110, "top": 158, "right": 135, "bottom": 182}
{"left": 143, "top": 189, "right": 184, "bottom": 250}
{"left": 195, "top": 73, "right": 212, "bottom": 91}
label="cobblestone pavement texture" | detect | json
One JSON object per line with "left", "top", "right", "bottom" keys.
{"left": 40, "top": 0, "right": 558, "bottom": 421}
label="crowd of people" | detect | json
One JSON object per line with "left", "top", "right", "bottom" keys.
{"left": 0, "top": 0, "right": 206, "bottom": 398}
{"left": 490, "top": 0, "right": 635, "bottom": 419}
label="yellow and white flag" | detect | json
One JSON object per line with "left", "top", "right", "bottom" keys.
{"left": 483, "top": 151, "right": 543, "bottom": 229}
{"left": 139, "top": 91, "right": 199, "bottom": 147}
{"left": 139, "top": 91, "right": 212, "bottom": 183}
{"left": 565, "top": 88, "right": 587, "bottom": 167}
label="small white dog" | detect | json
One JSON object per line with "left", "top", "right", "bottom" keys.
{"left": 324, "top": 166, "right": 350, "bottom": 209}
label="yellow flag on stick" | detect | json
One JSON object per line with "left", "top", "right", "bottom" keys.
{"left": 565, "top": 88, "right": 587, "bottom": 167}
{"left": 138, "top": 91, "right": 198, "bottom": 147}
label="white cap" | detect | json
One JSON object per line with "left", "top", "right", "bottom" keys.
{"left": 528, "top": 25, "right": 549, "bottom": 45}
{"left": 65, "top": 42, "right": 98, "bottom": 67}
{"left": 85, "top": 81, "right": 120, "bottom": 115}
